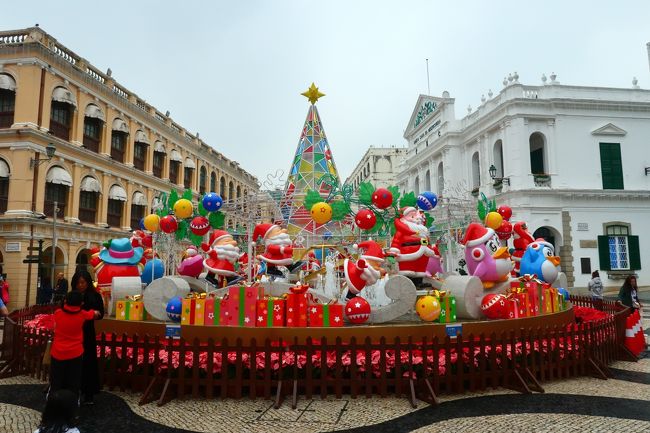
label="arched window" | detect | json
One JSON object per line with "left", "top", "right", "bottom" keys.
{"left": 169, "top": 149, "right": 182, "bottom": 184}
{"left": 0, "top": 73, "right": 17, "bottom": 128}
{"left": 0, "top": 159, "right": 9, "bottom": 213}
{"left": 220, "top": 176, "right": 226, "bottom": 198}
{"left": 130, "top": 191, "right": 147, "bottom": 230}
{"left": 44, "top": 166, "right": 72, "bottom": 218}
{"left": 493, "top": 139, "right": 504, "bottom": 179}
{"left": 471, "top": 152, "right": 480, "bottom": 189}
{"left": 236, "top": 185, "right": 241, "bottom": 199}
{"left": 153, "top": 141, "right": 165, "bottom": 178}
{"left": 82, "top": 104, "right": 104, "bottom": 153}
{"left": 79, "top": 176, "right": 101, "bottom": 223}
{"left": 529, "top": 132, "right": 546, "bottom": 175}
{"left": 199, "top": 166, "right": 207, "bottom": 195}
{"left": 107, "top": 184, "right": 126, "bottom": 227}
{"left": 229, "top": 181, "right": 234, "bottom": 201}
{"left": 133, "top": 130, "right": 149, "bottom": 171}
{"left": 184, "top": 157, "right": 195, "bottom": 190}
{"left": 210, "top": 171, "right": 216, "bottom": 193}
{"left": 425, "top": 169, "right": 431, "bottom": 191}
{"left": 50, "top": 87, "right": 76, "bottom": 141}
{"left": 414, "top": 176, "right": 420, "bottom": 194}
{"left": 111, "top": 118, "right": 129, "bottom": 163}
{"left": 75, "top": 248, "right": 92, "bottom": 274}
{"left": 437, "top": 161, "right": 444, "bottom": 194}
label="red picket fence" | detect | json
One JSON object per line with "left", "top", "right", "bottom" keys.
{"left": 1, "top": 297, "right": 637, "bottom": 408}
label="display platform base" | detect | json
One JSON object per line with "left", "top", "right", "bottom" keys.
{"left": 96, "top": 306, "right": 575, "bottom": 344}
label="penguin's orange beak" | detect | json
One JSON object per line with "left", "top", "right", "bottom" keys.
{"left": 547, "top": 256, "right": 561, "bottom": 266}
{"left": 493, "top": 247, "right": 510, "bottom": 260}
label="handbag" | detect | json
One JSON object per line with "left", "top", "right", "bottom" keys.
{"left": 42, "top": 339, "right": 52, "bottom": 367}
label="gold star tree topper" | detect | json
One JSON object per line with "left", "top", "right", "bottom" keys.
{"left": 301, "top": 83, "right": 325, "bottom": 105}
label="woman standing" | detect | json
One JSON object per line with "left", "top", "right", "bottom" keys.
{"left": 618, "top": 275, "right": 642, "bottom": 310}
{"left": 71, "top": 270, "right": 104, "bottom": 405}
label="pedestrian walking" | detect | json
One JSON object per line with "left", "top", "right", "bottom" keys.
{"left": 53, "top": 272, "right": 69, "bottom": 305}
{"left": 588, "top": 270, "right": 604, "bottom": 298}
{"left": 618, "top": 275, "right": 642, "bottom": 310}
{"left": 71, "top": 270, "right": 104, "bottom": 405}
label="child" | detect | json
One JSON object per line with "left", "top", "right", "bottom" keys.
{"left": 34, "top": 389, "right": 80, "bottom": 433}
{"left": 49, "top": 291, "right": 100, "bottom": 398}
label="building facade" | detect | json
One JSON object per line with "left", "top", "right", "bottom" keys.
{"left": 345, "top": 146, "right": 406, "bottom": 190}
{"left": 398, "top": 74, "right": 650, "bottom": 289}
{"left": 0, "top": 27, "right": 258, "bottom": 308}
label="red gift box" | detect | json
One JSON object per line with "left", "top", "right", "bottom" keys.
{"left": 256, "top": 298, "right": 285, "bottom": 327}
{"left": 308, "top": 303, "right": 344, "bottom": 327}
{"left": 220, "top": 285, "right": 263, "bottom": 327}
{"left": 506, "top": 297, "right": 520, "bottom": 319}
{"left": 204, "top": 295, "right": 221, "bottom": 326}
{"left": 286, "top": 293, "right": 309, "bottom": 327}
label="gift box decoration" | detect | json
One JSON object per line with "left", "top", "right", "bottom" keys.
{"left": 510, "top": 275, "right": 541, "bottom": 316}
{"left": 115, "top": 295, "right": 145, "bottom": 321}
{"left": 256, "top": 298, "right": 285, "bottom": 327}
{"left": 506, "top": 297, "right": 520, "bottom": 319}
{"left": 181, "top": 293, "right": 207, "bottom": 326}
{"left": 433, "top": 291, "right": 457, "bottom": 323}
{"left": 203, "top": 294, "right": 222, "bottom": 326}
{"left": 541, "top": 285, "right": 559, "bottom": 314}
{"left": 308, "top": 302, "right": 344, "bottom": 327}
{"left": 220, "top": 285, "right": 262, "bottom": 327}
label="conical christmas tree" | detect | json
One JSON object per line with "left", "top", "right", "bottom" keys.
{"left": 281, "top": 83, "right": 344, "bottom": 242}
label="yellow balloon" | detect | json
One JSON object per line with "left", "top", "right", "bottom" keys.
{"left": 173, "top": 199, "right": 194, "bottom": 219}
{"left": 485, "top": 211, "right": 503, "bottom": 230}
{"left": 416, "top": 295, "right": 441, "bottom": 322}
{"left": 143, "top": 214, "right": 160, "bottom": 232}
{"left": 310, "top": 202, "right": 332, "bottom": 224}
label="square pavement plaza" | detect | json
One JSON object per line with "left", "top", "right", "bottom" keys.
{"left": 1, "top": 303, "right": 648, "bottom": 433}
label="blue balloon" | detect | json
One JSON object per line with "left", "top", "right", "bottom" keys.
{"left": 417, "top": 191, "right": 438, "bottom": 211}
{"left": 166, "top": 296, "right": 183, "bottom": 322}
{"left": 202, "top": 193, "right": 223, "bottom": 212}
{"left": 139, "top": 217, "right": 146, "bottom": 231}
{"left": 142, "top": 258, "right": 164, "bottom": 285}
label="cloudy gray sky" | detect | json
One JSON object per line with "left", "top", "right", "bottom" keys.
{"left": 3, "top": 1, "right": 649, "bottom": 184}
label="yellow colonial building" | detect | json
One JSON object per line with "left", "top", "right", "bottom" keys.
{"left": 0, "top": 27, "right": 258, "bottom": 308}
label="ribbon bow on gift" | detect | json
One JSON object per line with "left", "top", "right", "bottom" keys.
{"left": 429, "top": 289, "right": 447, "bottom": 299}
{"left": 508, "top": 286, "right": 526, "bottom": 295}
{"left": 125, "top": 294, "right": 143, "bottom": 301}
{"left": 185, "top": 292, "right": 207, "bottom": 299}
{"left": 289, "top": 284, "right": 310, "bottom": 294}
{"left": 519, "top": 274, "right": 542, "bottom": 284}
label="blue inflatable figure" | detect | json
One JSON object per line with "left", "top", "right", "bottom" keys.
{"left": 519, "top": 239, "right": 560, "bottom": 284}
{"left": 166, "top": 296, "right": 183, "bottom": 322}
{"left": 142, "top": 258, "right": 164, "bottom": 285}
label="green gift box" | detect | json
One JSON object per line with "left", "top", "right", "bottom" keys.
{"left": 438, "top": 295, "right": 457, "bottom": 323}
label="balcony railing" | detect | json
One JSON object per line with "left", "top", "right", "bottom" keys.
{"left": 79, "top": 209, "right": 96, "bottom": 224}
{"left": 82, "top": 135, "right": 100, "bottom": 153}
{"left": 49, "top": 120, "right": 70, "bottom": 141}
{"left": 107, "top": 214, "right": 121, "bottom": 228}
{"left": 0, "top": 111, "right": 13, "bottom": 128}
{"left": 44, "top": 201, "right": 65, "bottom": 219}
{"left": 133, "top": 157, "right": 145, "bottom": 171}
{"left": 153, "top": 165, "right": 163, "bottom": 179}
{"left": 533, "top": 174, "right": 552, "bottom": 187}
{"left": 111, "top": 147, "right": 124, "bottom": 163}
{"left": 0, "top": 196, "right": 7, "bottom": 213}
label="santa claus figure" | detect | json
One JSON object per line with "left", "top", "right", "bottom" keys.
{"left": 201, "top": 230, "right": 242, "bottom": 286}
{"left": 389, "top": 207, "right": 436, "bottom": 287}
{"left": 344, "top": 240, "right": 386, "bottom": 299}
{"left": 253, "top": 223, "right": 296, "bottom": 278}
{"left": 301, "top": 251, "right": 321, "bottom": 273}
{"left": 512, "top": 221, "right": 534, "bottom": 276}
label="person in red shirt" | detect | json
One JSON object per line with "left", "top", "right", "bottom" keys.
{"left": 50, "top": 291, "right": 100, "bottom": 399}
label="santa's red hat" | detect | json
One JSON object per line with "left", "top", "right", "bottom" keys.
{"left": 355, "top": 240, "right": 385, "bottom": 263}
{"left": 208, "top": 230, "right": 231, "bottom": 247}
{"left": 400, "top": 206, "right": 418, "bottom": 218}
{"left": 462, "top": 223, "right": 494, "bottom": 247}
{"left": 252, "top": 223, "right": 276, "bottom": 243}
{"left": 532, "top": 238, "right": 553, "bottom": 250}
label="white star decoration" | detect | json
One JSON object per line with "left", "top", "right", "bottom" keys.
{"left": 334, "top": 316, "right": 340, "bottom": 322}
{"left": 311, "top": 307, "right": 317, "bottom": 313}
{"left": 275, "top": 314, "right": 281, "bottom": 320}
{"left": 208, "top": 313, "right": 214, "bottom": 319}
{"left": 257, "top": 316, "right": 263, "bottom": 322}
{"left": 355, "top": 302, "right": 361, "bottom": 308}
{"left": 273, "top": 304, "right": 281, "bottom": 312}
{"left": 244, "top": 317, "right": 250, "bottom": 323}
{"left": 288, "top": 307, "right": 294, "bottom": 313}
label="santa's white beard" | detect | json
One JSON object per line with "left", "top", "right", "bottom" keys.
{"left": 404, "top": 219, "right": 429, "bottom": 238}
{"left": 214, "top": 244, "right": 240, "bottom": 262}
{"left": 266, "top": 233, "right": 292, "bottom": 247}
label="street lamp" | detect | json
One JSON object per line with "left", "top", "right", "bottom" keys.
{"left": 25, "top": 143, "right": 56, "bottom": 306}
{"left": 489, "top": 164, "right": 510, "bottom": 186}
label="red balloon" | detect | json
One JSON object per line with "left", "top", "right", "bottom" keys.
{"left": 345, "top": 296, "right": 371, "bottom": 324}
{"left": 496, "top": 220, "right": 513, "bottom": 241}
{"left": 190, "top": 216, "right": 210, "bottom": 236}
{"left": 355, "top": 209, "right": 377, "bottom": 230}
{"left": 497, "top": 205, "right": 512, "bottom": 221}
{"left": 371, "top": 188, "right": 393, "bottom": 209}
{"left": 481, "top": 294, "right": 509, "bottom": 320}
{"left": 160, "top": 215, "right": 178, "bottom": 234}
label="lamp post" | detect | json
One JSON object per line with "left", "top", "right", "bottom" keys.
{"left": 489, "top": 164, "right": 510, "bottom": 186}
{"left": 26, "top": 143, "right": 56, "bottom": 306}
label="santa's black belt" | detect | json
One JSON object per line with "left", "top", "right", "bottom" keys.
{"left": 401, "top": 240, "right": 428, "bottom": 247}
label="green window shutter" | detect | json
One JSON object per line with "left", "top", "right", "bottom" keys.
{"left": 599, "top": 143, "right": 624, "bottom": 190}
{"left": 597, "top": 235, "right": 611, "bottom": 271}
{"left": 628, "top": 235, "right": 641, "bottom": 270}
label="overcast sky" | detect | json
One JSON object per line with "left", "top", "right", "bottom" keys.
{"left": 3, "top": 1, "right": 649, "bottom": 184}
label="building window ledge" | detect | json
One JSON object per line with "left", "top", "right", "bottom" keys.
{"left": 533, "top": 174, "right": 552, "bottom": 187}
{"left": 606, "top": 270, "right": 637, "bottom": 280}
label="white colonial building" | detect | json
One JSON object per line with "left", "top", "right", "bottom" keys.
{"left": 345, "top": 146, "right": 406, "bottom": 190}
{"left": 397, "top": 73, "right": 650, "bottom": 289}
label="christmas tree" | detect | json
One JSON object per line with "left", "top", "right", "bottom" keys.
{"left": 280, "top": 84, "right": 347, "bottom": 244}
